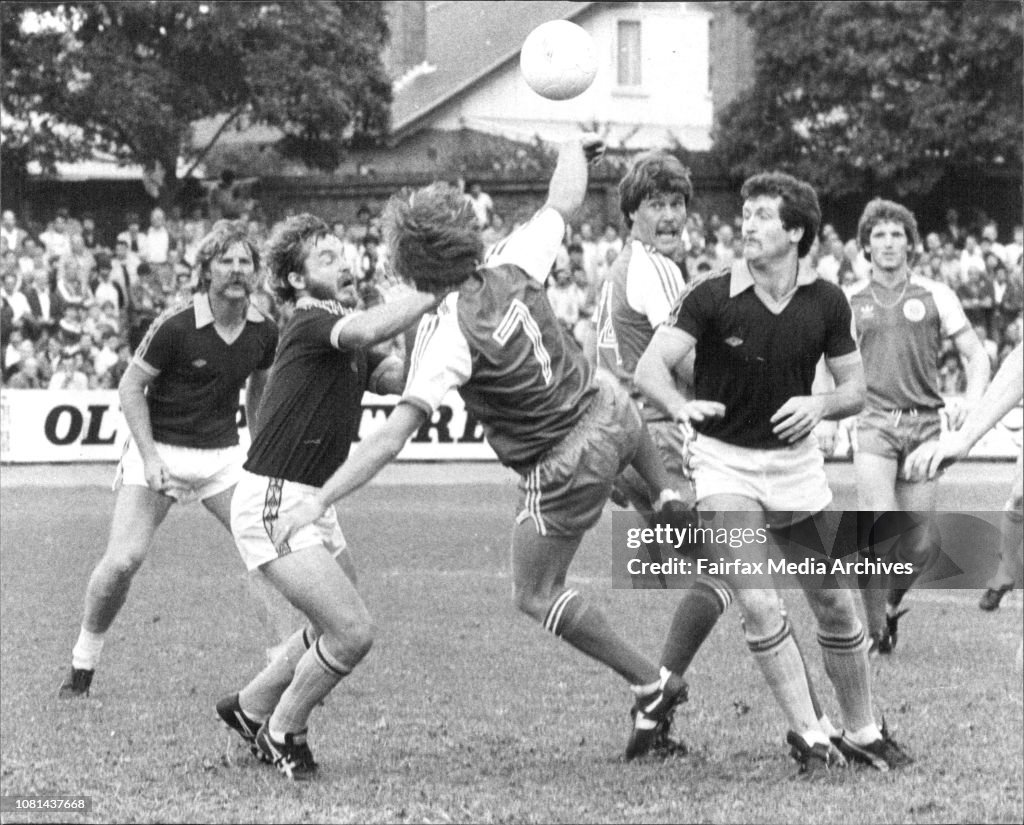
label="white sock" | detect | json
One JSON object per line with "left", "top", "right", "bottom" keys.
{"left": 817, "top": 713, "right": 841, "bottom": 739}
{"left": 845, "top": 722, "right": 883, "bottom": 746}
{"left": 800, "top": 728, "right": 831, "bottom": 748}
{"left": 71, "top": 628, "right": 105, "bottom": 670}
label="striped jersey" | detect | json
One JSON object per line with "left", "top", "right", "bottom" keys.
{"left": 402, "top": 207, "right": 596, "bottom": 473}
{"left": 595, "top": 239, "right": 687, "bottom": 382}
{"left": 846, "top": 275, "right": 969, "bottom": 410}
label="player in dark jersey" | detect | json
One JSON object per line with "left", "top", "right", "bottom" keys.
{"left": 59, "top": 221, "right": 279, "bottom": 698}
{"left": 905, "top": 341, "right": 1022, "bottom": 669}
{"left": 598, "top": 153, "right": 831, "bottom": 759}
{"left": 847, "top": 199, "right": 989, "bottom": 653}
{"left": 637, "top": 172, "right": 911, "bottom": 775}
{"left": 272, "top": 135, "right": 692, "bottom": 759}
{"left": 217, "top": 214, "right": 440, "bottom": 781}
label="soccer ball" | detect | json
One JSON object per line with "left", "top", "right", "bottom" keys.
{"left": 519, "top": 20, "right": 598, "bottom": 101}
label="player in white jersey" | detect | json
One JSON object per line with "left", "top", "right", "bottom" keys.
{"left": 272, "top": 135, "right": 695, "bottom": 758}
{"left": 846, "top": 199, "right": 989, "bottom": 654}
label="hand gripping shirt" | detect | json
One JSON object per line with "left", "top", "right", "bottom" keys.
{"left": 402, "top": 208, "right": 596, "bottom": 473}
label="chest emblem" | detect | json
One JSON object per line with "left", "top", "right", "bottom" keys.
{"left": 192, "top": 359, "right": 208, "bottom": 368}
{"left": 903, "top": 298, "right": 926, "bottom": 323}
{"left": 724, "top": 336, "right": 744, "bottom": 347}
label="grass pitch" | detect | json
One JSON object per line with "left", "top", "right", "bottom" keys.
{"left": 1, "top": 463, "right": 1022, "bottom": 824}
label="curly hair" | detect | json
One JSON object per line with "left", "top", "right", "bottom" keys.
{"left": 857, "top": 198, "right": 920, "bottom": 261}
{"left": 264, "top": 214, "right": 331, "bottom": 303}
{"left": 619, "top": 152, "right": 693, "bottom": 230}
{"left": 382, "top": 183, "right": 483, "bottom": 293}
{"left": 740, "top": 172, "right": 821, "bottom": 259}
{"left": 194, "top": 219, "right": 261, "bottom": 291}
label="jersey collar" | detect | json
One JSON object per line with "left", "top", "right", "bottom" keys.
{"left": 193, "top": 292, "right": 265, "bottom": 327}
{"left": 728, "top": 258, "right": 818, "bottom": 297}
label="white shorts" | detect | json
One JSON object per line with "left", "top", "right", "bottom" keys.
{"left": 231, "top": 470, "right": 347, "bottom": 571}
{"left": 117, "top": 439, "right": 243, "bottom": 504}
{"left": 690, "top": 434, "right": 832, "bottom": 515}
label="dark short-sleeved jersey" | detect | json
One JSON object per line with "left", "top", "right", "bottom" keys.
{"left": 673, "top": 261, "right": 857, "bottom": 449}
{"left": 133, "top": 294, "right": 277, "bottom": 449}
{"left": 244, "top": 297, "right": 384, "bottom": 487}
{"left": 403, "top": 208, "right": 596, "bottom": 473}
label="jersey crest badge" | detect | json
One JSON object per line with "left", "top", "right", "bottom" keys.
{"left": 724, "top": 336, "right": 743, "bottom": 347}
{"left": 192, "top": 359, "right": 208, "bottom": 368}
{"left": 903, "top": 298, "right": 926, "bottom": 323}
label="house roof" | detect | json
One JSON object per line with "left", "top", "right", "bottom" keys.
{"left": 391, "top": 0, "right": 594, "bottom": 140}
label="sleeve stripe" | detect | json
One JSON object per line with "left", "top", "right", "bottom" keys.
{"left": 133, "top": 301, "right": 193, "bottom": 364}
{"left": 650, "top": 251, "right": 681, "bottom": 306}
{"left": 409, "top": 313, "right": 441, "bottom": 383}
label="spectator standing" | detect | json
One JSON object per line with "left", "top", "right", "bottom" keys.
{"left": 1, "top": 210, "right": 27, "bottom": 255}
{"left": 957, "top": 265, "right": 996, "bottom": 334}
{"left": 7, "top": 355, "right": 44, "bottom": 388}
{"left": 39, "top": 209, "right": 73, "bottom": 261}
{"left": 18, "top": 268, "right": 54, "bottom": 340}
{"left": 48, "top": 348, "right": 89, "bottom": 390}
{"left": 464, "top": 181, "right": 495, "bottom": 229}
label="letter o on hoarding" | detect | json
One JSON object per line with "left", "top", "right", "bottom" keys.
{"left": 45, "top": 405, "right": 84, "bottom": 445}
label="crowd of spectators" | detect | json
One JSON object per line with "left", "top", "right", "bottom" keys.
{"left": 2, "top": 189, "right": 1021, "bottom": 398}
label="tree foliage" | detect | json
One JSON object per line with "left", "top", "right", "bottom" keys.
{"left": 1, "top": 1, "right": 392, "bottom": 204}
{"left": 711, "top": 1, "right": 1023, "bottom": 199}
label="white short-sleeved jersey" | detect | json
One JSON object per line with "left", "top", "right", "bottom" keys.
{"left": 595, "top": 239, "right": 686, "bottom": 378}
{"left": 402, "top": 208, "right": 597, "bottom": 472}
{"left": 847, "top": 275, "right": 969, "bottom": 410}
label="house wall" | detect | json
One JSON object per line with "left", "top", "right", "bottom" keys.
{"left": 424, "top": 2, "right": 715, "bottom": 151}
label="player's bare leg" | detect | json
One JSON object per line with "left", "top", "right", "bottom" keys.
{"left": 238, "top": 546, "right": 373, "bottom": 780}
{"left": 510, "top": 518, "right": 658, "bottom": 684}
{"left": 203, "top": 486, "right": 306, "bottom": 657}
{"left": 700, "top": 495, "right": 833, "bottom": 756}
{"left": 61, "top": 485, "right": 174, "bottom": 696}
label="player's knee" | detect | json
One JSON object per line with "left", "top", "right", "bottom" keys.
{"left": 808, "top": 589, "right": 859, "bottom": 633}
{"left": 735, "top": 590, "right": 782, "bottom": 637}
{"left": 511, "top": 583, "right": 548, "bottom": 622}
{"left": 319, "top": 619, "right": 374, "bottom": 668}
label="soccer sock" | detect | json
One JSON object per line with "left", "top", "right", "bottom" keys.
{"left": 240, "top": 626, "right": 316, "bottom": 722}
{"left": 269, "top": 636, "right": 353, "bottom": 738}
{"left": 789, "top": 627, "right": 833, "bottom": 734}
{"left": 71, "top": 628, "right": 105, "bottom": 670}
{"left": 659, "top": 578, "right": 732, "bottom": 676}
{"left": 747, "top": 617, "right": 826, "bottom": 745}
{"left": 818, "top": 624, "right": 877, "bottom": 735}
{"left": 544, "top": 589, "right": 658, "bottom": 685}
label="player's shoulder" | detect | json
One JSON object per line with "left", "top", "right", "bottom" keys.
{"left": 149, "top": 298, "right": 197, "bottom": 333}
{"left": 845, "top": 278, "right": 871, "bottom": 299}
{"left": 908, "top": 273, "right": 955, "bottom": 300}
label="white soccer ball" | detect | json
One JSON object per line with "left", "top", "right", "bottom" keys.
{"left": 519, "top": 20, "right": 598, "bottom": 101}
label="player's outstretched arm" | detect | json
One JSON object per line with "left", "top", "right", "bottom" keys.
{"left": 544, "top": 133, "right": 604, "bottom": 222}
{"left": 636, "top": 326, "right": 724, "bottom": 425}
{"left": 272, "top": 403, "right": 429, "bottom": 551}
{"left": 905, "top": 342, "right": 1023, "bottom": 480}
{"left": 335, "top": 291, "right": 440, "bottom": 350}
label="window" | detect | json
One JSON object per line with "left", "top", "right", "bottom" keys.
{"left": 617, "top": 20, "right": 642, "bottom": 87}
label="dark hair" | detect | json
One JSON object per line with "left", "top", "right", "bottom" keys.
{"left": 857, "top": 198, "right": 921, "bottom": 260}
{"left": 619, "top": 152, "right": 693, "bottom": 230}
{"left": 567, "top": 242, "right": 584, "bottom": 255}
{"left": 382, "top": 183, "right": 483, "bottom": 293}
{"left": 264, "top": 214, "right": 331, "bottom": 303}
{"left": 740, "top": 172, "right": 821, "bottom": 258}
{"left": 194, "top": 219, "right": 261, "bottom": 291}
